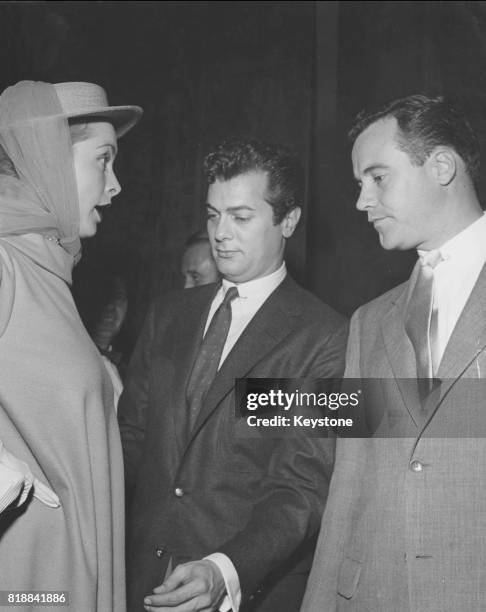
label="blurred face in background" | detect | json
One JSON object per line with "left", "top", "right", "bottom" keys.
{"left": 181, "top": 240, "right": 219, "bottom": 288}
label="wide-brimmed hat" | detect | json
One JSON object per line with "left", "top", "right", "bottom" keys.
{"left": 53, "top": 81, "right": 143, "bottom": 137}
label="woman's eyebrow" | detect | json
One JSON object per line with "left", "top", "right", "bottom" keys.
{"left": 96, "top": 143, "right": 118, "bottom": 155}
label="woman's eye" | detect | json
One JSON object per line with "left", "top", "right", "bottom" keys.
{"left": 99, "top": 154, "right": 110, "bottom": 170}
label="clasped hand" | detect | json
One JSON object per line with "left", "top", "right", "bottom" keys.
{"left": 144, "top": 559, "right": 226, "bottom": 611}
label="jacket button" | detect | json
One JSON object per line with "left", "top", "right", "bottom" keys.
{"left": 410, "top": 459, "right": 424, "bottom": 473}
{"left": 174, "top": 487, "right": 184, "bottom": 497}
{"left": 155, "top": 547, "right": 165, "bottom": 558}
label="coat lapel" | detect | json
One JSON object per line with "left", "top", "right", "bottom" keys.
{"left": 169, "top": 284, "right": 219, "bottom": 451}
{"left": 187, "top": 276, "right": 300, "bottom": 444}
{"left": 380, "top": 263, "right": 423, "bottom": 426}
{"left": 418, "top": 264, "right": 486, "bottom": 431}
{"left": 435, "top": 262, "right": 486, "bottom": 391}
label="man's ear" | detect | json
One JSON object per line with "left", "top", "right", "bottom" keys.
{"left": 281, "top": 207, "right": 301, "bottom": 238}
{"left": 429, "top": 147, "right": 457, "bottom": 186}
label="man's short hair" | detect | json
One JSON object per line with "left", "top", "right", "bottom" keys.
{"left": 203, "top": 138, "right": 304, "bottom": 224}
{"left": 185, "top": 229, "right": 210, "bottom": 248}
{"left": 349, "top": 94, "right": 480, "bottom": 179}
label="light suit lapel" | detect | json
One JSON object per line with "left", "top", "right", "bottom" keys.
{"left": 380, "top": 263, "right": 423, "bottom": 426}
{"left": 416, "top": 263, "right": 486, "bottom": 433}
{"left": 423, "top": 263, "right": 486, "bottom": 410}
{"left": 437, "top": 263, "right": 486, "bottom": 381}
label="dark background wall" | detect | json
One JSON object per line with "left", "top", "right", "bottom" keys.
{"left": 2, "top": 1, "right": 486, "bottom": 358}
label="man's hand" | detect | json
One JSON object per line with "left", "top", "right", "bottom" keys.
{"left": 143, "top": 559, "right": 226, "bottom": 611}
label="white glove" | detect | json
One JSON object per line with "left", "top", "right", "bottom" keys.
{"left": 0, "top": 441, "right": 60, "bottom": 513}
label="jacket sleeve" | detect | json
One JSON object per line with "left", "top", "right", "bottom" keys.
{"left": 301, "top": 310, "right": 366, "bottom": 611}
{"left": 219, "top": 319, "right": 348, "bottom": 602}
{"left": 118, "top": 302, "right": 156, "bottom": 502}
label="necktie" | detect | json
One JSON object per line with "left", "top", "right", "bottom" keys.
{"left": 186, "top": 286, "right": 239, "bottom": 428}
{"left": 405, "top": 251, "right": 442, "bottom": 400}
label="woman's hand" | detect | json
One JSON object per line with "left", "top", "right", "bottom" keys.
{"left": 0, "top": 441, "right": 60, "bottom": 512}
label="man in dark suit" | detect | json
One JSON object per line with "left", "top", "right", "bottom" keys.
{"left": 119, "top": 139, "right": 347, "bottom": 612}
{"left": 302, "top": 96, "right": 486, "bottom": 611}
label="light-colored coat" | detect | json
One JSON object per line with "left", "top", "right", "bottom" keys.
{"left": 301, "top": 261, "right": 486, "bottom": 612}
{"left": 0, "top": 235, "right": 125, "bottom": 612}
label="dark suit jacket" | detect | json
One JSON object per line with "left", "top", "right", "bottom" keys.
{"left": 301, "top": 262, "right": 486, "bottom": 612}
{"left": 118, "top": 275, "right": 347, "bottom": 611}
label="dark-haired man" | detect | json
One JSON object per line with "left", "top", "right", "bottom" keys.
{"left": 302, "top": 95, "right": 486, "bottom": 611}
{"left": 119, "top": 139, "right": 347, "bottom": 611}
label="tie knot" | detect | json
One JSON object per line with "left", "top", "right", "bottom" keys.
{"left": 420, "top": 249, "right": 443, "bottom": 270}
{"left": 222, "top": 286, "right": 239, "bottom": 307}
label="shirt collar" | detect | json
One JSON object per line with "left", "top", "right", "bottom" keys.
{"left": 221, "top": 261, "right": 287, "bottom": 299}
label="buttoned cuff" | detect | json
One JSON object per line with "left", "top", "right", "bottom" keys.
{"left": 204, "top": 552, "right": 241, "bottom": 612}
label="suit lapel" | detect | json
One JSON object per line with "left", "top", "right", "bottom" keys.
{"left": 380, "top": 263, "right": 423, "bottom": 425}
{"left": 169, "top": 284, "right": 219, "bottom": 451}
{"left": 435, "top": 262, "right": 486, "bottom": 390}
{"left": 413, "top": 264, "right": 486, "bottom": 436}
{"left": 187, "top": 276, "right": 300, "bottom": 444}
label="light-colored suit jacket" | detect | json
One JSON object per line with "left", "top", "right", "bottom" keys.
{"left": 301, "top": 262, "right": 486, "bottom": 612}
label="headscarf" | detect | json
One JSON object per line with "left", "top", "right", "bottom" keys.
{"left": 0, "top": 81, "right": 81, "bottom": 265}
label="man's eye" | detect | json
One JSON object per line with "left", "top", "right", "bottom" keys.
{"left": 234, "top": 216, "right": 250, "bottom": 222}
{"left": 373, "top": 174, "right": 385, "bottom": 184}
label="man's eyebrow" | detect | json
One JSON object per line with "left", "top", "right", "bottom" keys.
{"left": 354, "top": 163, "right": 389, "bottom": 182}
{"left": 362, "top": 164, "right": 389, "bottom": 175}
{"left": 205, "top": 204, "right": 255, "bottom": 212}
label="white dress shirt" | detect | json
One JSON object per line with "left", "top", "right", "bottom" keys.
{"left": 204, "top": 262, "right": 287, "bottom": 611}
{"left": 204, "top": 262, "right": 287, "bottom": 368}
{"left": 417, "top": 213, "right": 486, "bottom": 367}
{"left": 101, "top": 355, "right": 124, "bottom": 411}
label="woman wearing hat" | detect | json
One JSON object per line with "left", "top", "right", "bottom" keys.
{"left": 0, "top": 80, "right": 142, "bottom": 610}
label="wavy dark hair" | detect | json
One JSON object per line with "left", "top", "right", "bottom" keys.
{"left": 203, "top": 138, "right": 304, "bottom": 224}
